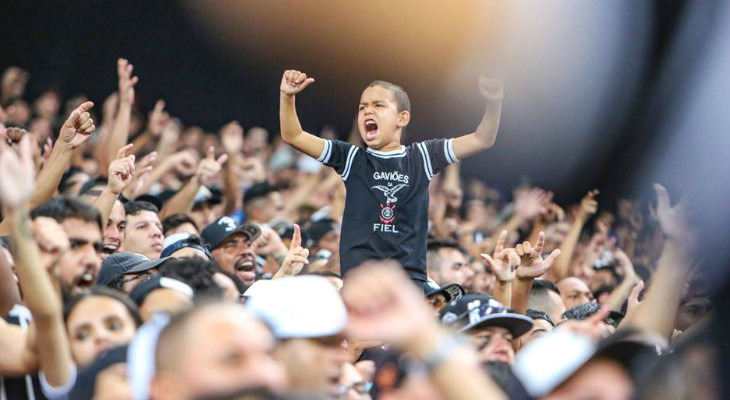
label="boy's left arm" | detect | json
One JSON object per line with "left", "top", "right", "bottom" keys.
{"left": 451, "top": 77, "right": 504, "bottom": 160}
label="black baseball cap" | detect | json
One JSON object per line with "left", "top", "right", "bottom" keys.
{"left": 306, "top": 218, "right": 339, "bottom": 247}
{"left": 439, "top": 293, "right": 533, "bottom": 338}
{"left": 422, "top": 279, "right": 465, "bottom": 303}
{"left": 97, "top": 252, "right": 173, "bottom": 286}
{"left": 201, "top": 216, "right": 261, "bottom": 250}
{"left": 243, "top": 182, "right": 278, "bottom": 203}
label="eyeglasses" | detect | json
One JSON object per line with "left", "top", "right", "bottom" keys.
{"left": 119, "top": 273, "right": 153, "bottom": 285}
{"left": 337, "top": 381, "right": 373, "bottom": 396}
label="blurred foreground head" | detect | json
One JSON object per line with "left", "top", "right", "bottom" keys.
{"left": 151, "top": 302, "right": 286, "bottom": 400}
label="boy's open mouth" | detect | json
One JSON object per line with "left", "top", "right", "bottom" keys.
{"left": 364, "top": 119, "right": 378, "bottom": 140}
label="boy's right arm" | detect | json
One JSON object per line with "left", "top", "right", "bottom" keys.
{"left": 280, "top": 70, "right": 326, "bottom": 159}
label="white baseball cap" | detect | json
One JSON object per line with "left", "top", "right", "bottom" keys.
{"left": 246, "top": 276, "right": 347, "bottom": 339}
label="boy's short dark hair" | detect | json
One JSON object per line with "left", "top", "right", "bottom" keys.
{"left": 124, "top": 200, "right": 159, "bottom": 217}
{"left": 367, "top": 80, "right": 411, "bottom": 113}
{"left": 530, "top": 279, "right": 561, "bottom": 295}
{"left": 31, "top": 196, "right": 102, "bottom": 230}
{"left": 162, "top": 213, "right": 199, "bottom": 235}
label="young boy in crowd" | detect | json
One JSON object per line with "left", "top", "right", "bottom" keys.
{"left": 280, "top": 70, "right": 504, "bottom": 282}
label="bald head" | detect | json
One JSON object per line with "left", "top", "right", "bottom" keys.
{"left": 558, "top": 277, "right": 594, "bottom": 311}
{"left": 152, "top": 303, "right": 285, "bottom": 400}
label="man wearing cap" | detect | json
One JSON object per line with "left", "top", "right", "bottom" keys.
{"left": 201, "top": 216, "right": 261, "bottom": 287}
{"left": 160, "top": 232, "right": 211, "bottom": 260}
{"left": 98, "top": 252, "right": 173, "bottom": 293}
{"left": 422, "top": 279, "right": 464, "bottom": 312}
{"left": 242, "top": 182, "right": 285, "bottom": 225}
{"left": 247, "top": 276, "right": 350, "bottom": 399}
{"left": 306, "top": 218, "right": 341, "bottom": 255}
{"left": 440, "top": 293, "right": 533, "bottom": 365}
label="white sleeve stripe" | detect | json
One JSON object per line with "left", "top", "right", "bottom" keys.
{"left": 443, "top": 140, "right": 454, "bottom": 164}
{"left": 416, "top": 143, "right": 434, "bottom": 180}
{"left": 316, "top": 140, "right": 332, "bottom": 163}
{"left": 342, "top": 147, "right": 358, "bottom": 180}
{"left": 419, "top": 143, "right": 435, "bottom": 178}
{"left": 447, "top": 138, "right": 459, "bottom": 163}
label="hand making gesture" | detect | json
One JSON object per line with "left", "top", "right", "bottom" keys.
{"left": 60, "top": 101, "right": 96, "bottom": 149}
{"left": 514, "top": 232, "right": 561, "bottom": 280}
{"left": 280, "top": 70, "right": 315, "bottom": 96}
{"left": 481, "top": 230, "right": 520, "bottom": 283}
{"left": 277, "top": 224, "right": 310, "bottom": 277}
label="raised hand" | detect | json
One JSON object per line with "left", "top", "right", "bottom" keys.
{"left": 514, "top": 186, "right": 552, "bottom": 220}
{"left": 195, "top": 146, "right": 228, "bottom": 185}
{"left": 480, "top": 230, "right": 520, "bottom": 283}
{"left": 653, "top": 183, "right": 691, "bottom": 241}
{"left": 60, "top": 101, "right": 96, "bottom": 149}
{"left": 4, "top": 126, "right": 28, "bottom": 144}
{"left": 253, "top": 226, "right": 288, "bottom": 257}
{"left": 278, "top": 224, "right": 310, "bottom": 276}
{"left": 147, "top": 100, "right": 169, "bottom": 138}
{"left": 342, "top": 260, "right": 436, "bottom": 347}
{"left": 117, "top": 58, "right": 139, "bottom": 105}
{"left": 220, "top": 121, "right": 244, "bottom": 154}
{"left": 515, "top": 232, "right": 561, "bottom": 280}
{"left": 478, "top": 76, "right": 504, "bottom": 104}
{"left": 107, "top": 144, "right": 136, "bottom": 195}
{"left": 169, "top": 150, "right": 198, "bottom": 176}
{"left": 280, "top": 70, "right": 315, "bottom": 96}
{"left": 0, "top": 135, "right": 35, "bottom": 208}
{"left": 123, "top": 151, "right": 157, "bottom": 199}
{"left": 578, "top": 189, "right": 600, "bottom": 218}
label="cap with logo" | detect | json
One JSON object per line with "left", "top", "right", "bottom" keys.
{"left": 200, "top": 216, "right": 261, "bottom": 250}
{"left": 422, "top": 279, "right": 465, "bottom": 303}
{"left": 439, "top": 293, "right": 533, "bottom": 338}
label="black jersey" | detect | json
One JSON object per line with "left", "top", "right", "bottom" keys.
{"left": 317, "top": 138, "right": 458, "bottom": 282}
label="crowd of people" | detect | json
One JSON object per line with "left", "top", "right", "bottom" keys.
{"left": 0, "top": 60, "right": 717, "bottom": 400}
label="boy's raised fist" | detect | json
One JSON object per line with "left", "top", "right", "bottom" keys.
{"left": 478, "top": 76, "right": 504, "bottom": 103}
{"left": 280, "top": 70, "right": 315, "bottom": 96}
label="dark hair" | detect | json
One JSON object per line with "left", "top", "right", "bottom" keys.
{"left": 526, "top": 309, "right": 554, "bottom": 326}
{"left": 64, "top": 286, "right": 143, "bottom": 327}
{"left": 563, "top": 302, "right": 601, "bottom": 321}
{"left": 243, "top": 183, "right": 278, "bottom": 205}
{"left": 31, "top": 196, "right": 102, "bottom": 231}
{"left": 79, "top": 177, "right": 109, "bottom": 197}
{"left": 158, "top": 258, "right": 224, "bottom": 299}
{"left": 530, "top": 279, "right": 561, "bottom": 295}
{"left": 366, "top": 80, "right": 411, "bottom": 113}
{"left": 162, "top": 213, "right": 199, "bottom": 235}
{"left": 124, "top": 200, "right": 159, "bottom": 217}
{"left": 592, "top": 284, "right": 616, "bottom": 302}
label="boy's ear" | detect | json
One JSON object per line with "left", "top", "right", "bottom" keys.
{"left": 397, "top": 110, "right": 411, "bottom": 128}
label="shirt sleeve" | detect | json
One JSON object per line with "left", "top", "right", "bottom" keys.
{"left": 316, "top": 139, "right": 359, "bottom": 179}
{"left": 415, "top": 138, "right": 458, "bottom": 180}
{"left": 39, "top": 364, "right": 77, "bottom": 400}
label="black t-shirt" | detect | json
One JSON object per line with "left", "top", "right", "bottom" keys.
{"left": 317, "top": 138, "right": 458, "bottom": 282}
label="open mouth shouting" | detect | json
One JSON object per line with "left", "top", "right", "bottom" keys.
{"left": 73, "top": 266, "right": 98, "bottom": 292}
{"left": 234, "top": 256, "right": 257, "bottom": 283}
{"left": 363, "top": 119, "right": 378, "bottom": 141}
